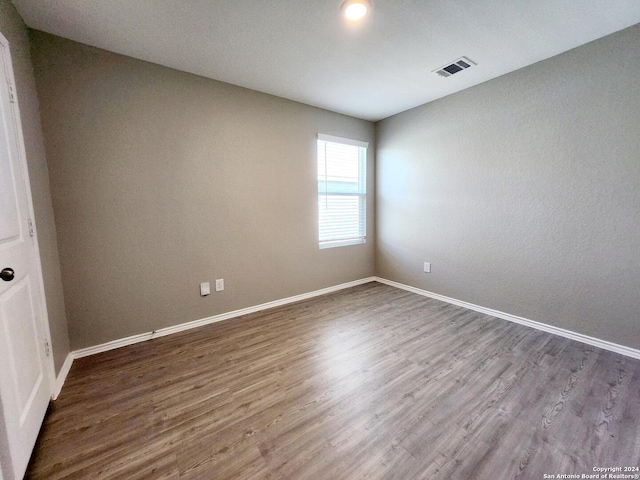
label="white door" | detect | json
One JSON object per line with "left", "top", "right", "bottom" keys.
{"left": 0, "top": 33, "right": 53, "bottom": 480}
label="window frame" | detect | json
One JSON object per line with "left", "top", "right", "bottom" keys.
{"left": 316, "top": 133, "right": 368, "bottom": 249}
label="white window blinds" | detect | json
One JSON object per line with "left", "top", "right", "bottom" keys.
{"left": 317, "top": 134, "right": 367, "bottom": 249}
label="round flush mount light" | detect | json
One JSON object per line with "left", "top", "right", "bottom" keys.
{"left": 341, "top": 0, "right": 371, "bottom": 22}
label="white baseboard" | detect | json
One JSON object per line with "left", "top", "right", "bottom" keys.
{"left": 374, "top": 277, "right": 640, "bottom": 360}
{"left": 52, "top": 352, "right": 74, "bottom": 400}
{"left": 54, "top": 274, "right": 639, "bottom": 401}
{"left": 72, "top": 277, "right": 376, "bottom": 359}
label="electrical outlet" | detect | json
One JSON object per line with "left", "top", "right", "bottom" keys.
{"left": 215, "top": 279, "right": 224, "bottom": 292}
{"left": 200, "top": 282, "right": 210, "bottom": 296}
{"left": 423, "top": 262, "right": 431, "bottom": 273}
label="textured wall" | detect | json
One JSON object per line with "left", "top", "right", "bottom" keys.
{"left": 30, "top": 32, "right": 375, "bottom": 350}
{"left": 376, "top": 25, "right": 640, "bottom": 349}
{"left": 0, "top": 0, "right": 69, "bottom": 374}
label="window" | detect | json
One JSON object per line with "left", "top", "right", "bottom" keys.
{"left": 317, "top": 134, "right": 368, "bottom": 249}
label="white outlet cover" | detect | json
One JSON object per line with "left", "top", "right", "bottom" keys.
{"left": 215, "top": 279, "right": 224, "bottom": 292}
{"left": 200, "top": 282, "right": 211, "bottom": 296}
{"left": 424, "top": 262, "right": 431, "bottom": 273}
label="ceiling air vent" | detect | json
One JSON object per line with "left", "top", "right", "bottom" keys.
{"left": 433, "top": 56, "right": 476, "bottom": 78}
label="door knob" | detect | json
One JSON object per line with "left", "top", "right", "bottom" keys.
{"left": 1, "top": 268, "right": 15, "bottom": 282}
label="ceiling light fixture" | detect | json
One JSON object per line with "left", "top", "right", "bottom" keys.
{"left": 341, "top": 0, "right": 371, "bottom": 22}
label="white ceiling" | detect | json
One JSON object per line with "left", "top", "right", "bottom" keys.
{"left": 12, "top": 0, "right": 640, "bottom": 121}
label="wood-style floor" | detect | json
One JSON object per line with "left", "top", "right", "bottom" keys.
{"left": 27, "top": 282, "right": 640, "bottom": 479}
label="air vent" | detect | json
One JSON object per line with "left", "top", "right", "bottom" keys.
{"left": 433, "top": 56, "right": 476, "bottom": 78}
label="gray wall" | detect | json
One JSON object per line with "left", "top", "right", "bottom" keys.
{"left": 376, "top": 25, "right": 640, "bottom": 350}
{"left": 0, "top": 0, "right": 69, "bottom": 374}
{"left": 30, "top": 32, "right": 375, "bottom": 350}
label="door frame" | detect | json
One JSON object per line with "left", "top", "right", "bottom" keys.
{"left": 0, "top": 31, "right": 56, "bottom": 398}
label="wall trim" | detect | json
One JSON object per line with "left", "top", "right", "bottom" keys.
{"left": 72, "top": 277, "right": 376, "bottom": 359}
{"left": 54, "top": 274, "right": 639, "bottom": 401}
{"left": 374, "top": 277, "right": 640, "bottom": 360}
{"left": 52, "top": 353, "right": 74, "bottom": 400}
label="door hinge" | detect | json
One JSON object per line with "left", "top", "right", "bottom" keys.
{"left": 28, "top": 218, "right": 35, "bottom": 237}
{"left": 8, "top": 83, "right": 16, "bottom": 103}
{"left": 44, "top": 340, "right": 51, "bottom": 357}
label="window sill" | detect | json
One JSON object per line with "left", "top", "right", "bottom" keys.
{"left": 319, "top": 238, "right": 366, "bottom": 249}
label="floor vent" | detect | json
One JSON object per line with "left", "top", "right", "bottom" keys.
{"left": 433, "top": 56, "right": 476, "bottom": 78}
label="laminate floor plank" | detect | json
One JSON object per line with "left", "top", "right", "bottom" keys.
{"left": 27, "top": 282, "right": 640, "bottom": 479}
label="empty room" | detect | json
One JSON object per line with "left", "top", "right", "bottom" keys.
{"left": 1, "top": 0, "right": 639, "bottom": 479}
